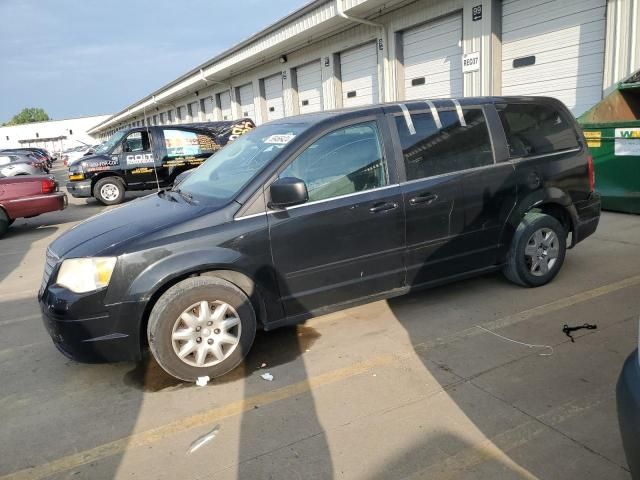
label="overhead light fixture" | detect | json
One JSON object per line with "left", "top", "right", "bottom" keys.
{"left": 279, "top": 55, "right": 288, "bottom": 64}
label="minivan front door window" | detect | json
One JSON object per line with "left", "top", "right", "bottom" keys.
{"left": 123, "top": 131, "right": 150, "bottom": 152}
{"left": 280, "top": 121, "right": 387, "bottom": 202}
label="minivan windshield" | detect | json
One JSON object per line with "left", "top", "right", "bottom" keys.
{"left": 94, "top": 130, "right": 127, "bottom": 155}
{"left": 176, "top": 123, "right": 308, "bottom": 202}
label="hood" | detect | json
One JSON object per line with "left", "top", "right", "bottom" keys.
{"left": 50, "top": 192, "right": 207, "bottom": 258}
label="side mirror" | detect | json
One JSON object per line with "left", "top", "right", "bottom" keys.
{"left": 269, "top": 177, "right": 308, "bottom": 209}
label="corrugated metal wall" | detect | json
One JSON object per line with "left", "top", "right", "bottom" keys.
{"left": 94, "top": 0, "right": 640, "bottom": 138}
{"left": 604, "top": 0, "right": 640, "bottom": 91}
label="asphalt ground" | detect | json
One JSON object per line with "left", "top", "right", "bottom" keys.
{"left": 0, "top": 164, "right": 638, "bottom": 479}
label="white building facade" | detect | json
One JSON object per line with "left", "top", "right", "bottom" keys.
{"left": 0, "top": 115, "right": 111, "bottom": 153}
{"left": 89, "top": 0, "right": 640, "bottom": 140}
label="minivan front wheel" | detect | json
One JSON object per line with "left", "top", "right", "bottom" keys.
{"left": 147, "top": 277, "right": 257, "bottom": 382}
{"left": 94, "top": 177, "right": 125, "bottom": 205}
{"left": 503, "top": 212, "right": 567, "bottom": 287}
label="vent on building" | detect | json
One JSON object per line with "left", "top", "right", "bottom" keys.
{"left": 269, "top": 106, "right": 275, "bottom": 112}
{"left": 346, "top": 91, "right": 357, "bottom": 98}
{"left": 513, "top": 56, "right": 536, "bottom": 68}
{"left": 411, "top": 77, "right": 426, "bottom": 87}
{"left": 301, "top": 100, "right": 309, "bottom": 106}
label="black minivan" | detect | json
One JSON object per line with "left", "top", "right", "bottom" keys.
{"left": 39, "top": 97, "right": 601, "bottom": 381}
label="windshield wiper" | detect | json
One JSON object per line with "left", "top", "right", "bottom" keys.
{"left": 173, "top": 188, "right": 195, "bottom": 205}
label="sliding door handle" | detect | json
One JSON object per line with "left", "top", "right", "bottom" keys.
{"left": 409, "top": 193, "right": 438, "bottom": 205}
{"left": 369, "top": 202, "right": 398, "bottom": 213}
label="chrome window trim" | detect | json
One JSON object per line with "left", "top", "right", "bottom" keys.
{"left": 401, "top": 161, "right": 511, "bottom": 186}
{"left": 235, "top": 183, "right": 401, "bottom": 220}
{"left": 509, "top": 147, "right": 581, "bottom": 163}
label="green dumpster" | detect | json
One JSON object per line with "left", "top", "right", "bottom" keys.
{"left": 578, "top": 69, "right": 640, "bottom": 214}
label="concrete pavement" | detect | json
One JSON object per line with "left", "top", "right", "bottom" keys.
{"left": 0, "top": 167, "right": 637, "bottom": 479}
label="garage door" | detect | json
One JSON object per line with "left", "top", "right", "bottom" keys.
{"left": 264, "top": 73, "right": 285, "bottom": 121}
{"left": 296, "top": 60, "right": 323, "bottom": 114}
{"left": 502, "top": 0, "right": 606, "bottom": 116}
{"left": 340, "top": 42, "right": 379, "bottom": 107}
{"left": 176, "top": 105, "right": 187, "bottom": 123}
{"left": 238, "top": 84, "right": 255, "bottom": 120}
{"left": 402, "top": 14, "right": 463, "bottom": 100}
{"left": 218, "top": 91, "right": 232, "bottom": 121}
{"left": 202, "top": 96, "right": 214, "bottom": 121}
{"left": 187, "top": 101, "right": 199, "bottom": 122}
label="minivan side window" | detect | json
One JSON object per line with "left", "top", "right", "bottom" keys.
{"left": 496, "top": 103, "right": 579, "bottom": 158}
{"left": 395, "top": 108, "right": 494, "bottom": 181}
{"left": 163, "top": 129, "right": 220, "bottom": 158}
{"left": 280, "top": 121, "right": 387, "bottom": 202}
{"left": 123, "top": 131, "right": 150, "bottom": 152}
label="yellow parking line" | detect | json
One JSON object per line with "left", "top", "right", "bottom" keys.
{"left": 3, "top": 273, "right": 640, "bottom": 480}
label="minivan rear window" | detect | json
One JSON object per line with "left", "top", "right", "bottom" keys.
{"left": 395, "top": 108, "right": 494, "bottom": 181}
{"left": 497, "top": 103, "right": 579, "bottom": 158}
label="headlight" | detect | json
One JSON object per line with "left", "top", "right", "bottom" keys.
{"left": 56, "top": 257, "right": 117, "bottom": 293}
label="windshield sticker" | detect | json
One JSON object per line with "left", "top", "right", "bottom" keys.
{"left": 264, "top": 134, "right": 296, "bottom": 145}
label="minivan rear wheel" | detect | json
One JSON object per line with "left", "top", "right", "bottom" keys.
{"left": 147, "top": 277, "right": 257, "bottom": 382}
{"left": 503, "top": 212, "right": 567, "bottom": 287}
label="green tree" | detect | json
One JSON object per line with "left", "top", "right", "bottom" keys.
{"left": 3, "top": 107, "right": 50, "bottom": 126}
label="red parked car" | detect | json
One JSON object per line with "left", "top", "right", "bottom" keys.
{"left": 0, "top": 175, "right": 67, "bottom": 237}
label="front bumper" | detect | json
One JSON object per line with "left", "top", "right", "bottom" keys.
{"left": 66, "top": 179, "right": 92, "bottom": 198}
{"left": 39, "top": 285, "right": 145, "bottom": 362}
{"left": 617, "top": 350, "right": 640, "bottom": 478}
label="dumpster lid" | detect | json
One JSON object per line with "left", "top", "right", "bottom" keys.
{"left": 619, "top": 69, "right": 640, "bottom": 91}
{"left": 579, "top": 67, "right": 640, "bottom": 126}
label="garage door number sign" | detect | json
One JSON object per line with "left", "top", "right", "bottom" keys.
{"left": 472, "top": 5, "right": 482, "bottom": 21}
{"left": 462, "top": 52, "right": 480, "bottom": 73}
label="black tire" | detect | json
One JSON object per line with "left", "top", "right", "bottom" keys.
{"left": 147, "top": 276, "right": 257, "bottom": 382}
{"left": 503, "top": 212, "right": 567, "bottom": 287}
{"left": 94, "top": 177, "right": 125, "bottom": 205}
{"left": 0, "top": 209, "right": 9, "bottom": 238}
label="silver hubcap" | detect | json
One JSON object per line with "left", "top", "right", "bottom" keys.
{"left": 525, "top": 228, "right": 560, "bottom": 277}
{"left": 171, "top": 301, "right": 241, "bottom": 368}
{"left": 100, "top": 183, "right": 120, "bottom": 201}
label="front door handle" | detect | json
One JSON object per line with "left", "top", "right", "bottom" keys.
{"left": 369, "top": 201, "right": 398, "bottom": 213}
{"left": 409, "top": 193, "right": 438, "bottom": 205}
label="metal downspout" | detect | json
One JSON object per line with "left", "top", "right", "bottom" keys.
{"left": 335, "top": 0, "right": 389, "bottom": 102}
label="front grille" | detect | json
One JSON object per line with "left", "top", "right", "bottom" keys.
{"left": 40, "top": 248, "right": 59, "bottom": 294}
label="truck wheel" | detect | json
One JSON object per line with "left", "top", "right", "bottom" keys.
{"left": 94, "top": 177, "right": 125, "bottom": 205}
{"left": 147, "top": 276, "right": 257, "bottom": 382}
{"left": 0, "top": 209, "right": 10, "bottom": 238}
{"left": 503, "top": 212, "right": 567, "bottom": 287}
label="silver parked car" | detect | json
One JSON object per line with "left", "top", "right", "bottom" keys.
{"left": 0, "top": 154, "right": 43, "bottom": 177}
